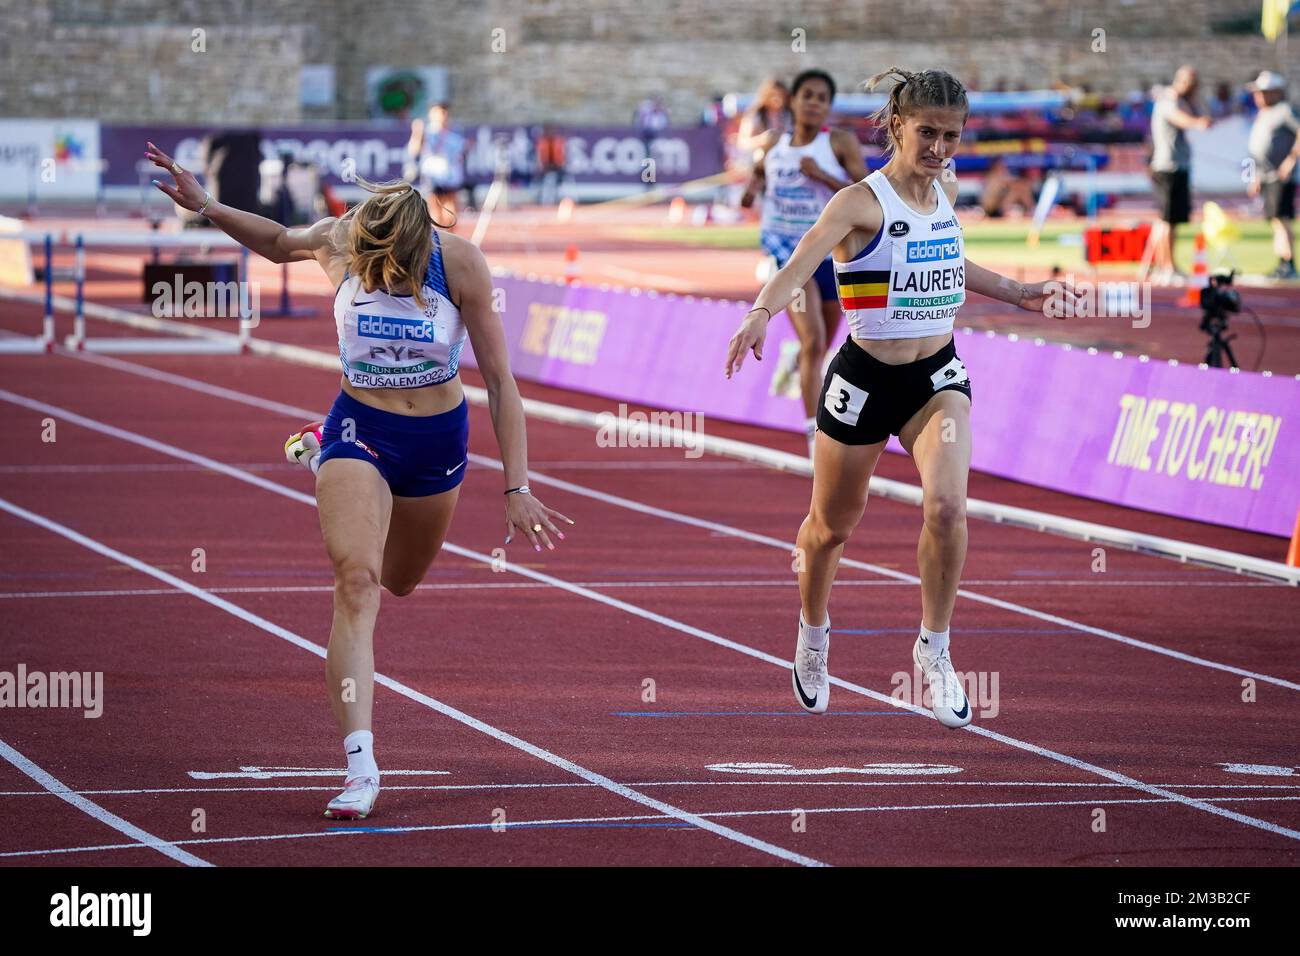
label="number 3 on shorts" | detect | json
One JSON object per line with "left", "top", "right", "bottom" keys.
{"left": 823, "top": 372, "right": 868, "bottom": 426}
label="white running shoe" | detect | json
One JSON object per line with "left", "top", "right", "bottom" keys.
{"left": 284, "top": 422, "right": 323, "bottom": 475}
{"left": 324, "top": 775, "right": 379, "bottom": 820}
{"left": 912, "top": 637, "right": 972, "bottom": 729}
{"left": 792, "top": 615, "right": 830, "bottom": 713}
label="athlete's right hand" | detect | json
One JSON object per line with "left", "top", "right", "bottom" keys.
{"left": 724, "top": 311, "right": 769, "bottom": 379}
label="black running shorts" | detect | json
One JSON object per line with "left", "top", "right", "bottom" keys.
{"left": 815, "top": 337, "right": 972, "bottom": 445}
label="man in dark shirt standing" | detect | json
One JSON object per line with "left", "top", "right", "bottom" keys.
{"left": 1246, "top": 70, "right": 1300, "bottom": 279}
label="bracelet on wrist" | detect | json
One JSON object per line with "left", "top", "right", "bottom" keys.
{"left": 505, "top": 485, "right": 531, "bottom": 496}
{"left": 197, "top": 191, "right": 213, "bottom": 215}
{"left": 747, "top": 306, "right": 772, "bottom": 322}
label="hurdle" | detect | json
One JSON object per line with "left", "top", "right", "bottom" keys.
{"left": 0, "top": 234, "right": 56, "bottom": 354}
{"left": 13, "top": 230, "right": 257, "bottom": 355}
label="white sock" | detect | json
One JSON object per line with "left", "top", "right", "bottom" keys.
{"left": 918, "top": 623, "right": 949, "bottom": 655}
{"left": 800, "top": 611, "right": 830, "bottom": 650}
{"left": 344, "top": 730, "right": 379, "bottom": 783}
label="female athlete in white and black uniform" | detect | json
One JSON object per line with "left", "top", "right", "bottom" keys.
{"left": 147, "top": 142, "right": 571, "bottom": 820}
{"left": 725, "top": 69, "right": 1075, "bottom": 728}
{"left": 742, "top": 69, "right": 869, "bottom": 457}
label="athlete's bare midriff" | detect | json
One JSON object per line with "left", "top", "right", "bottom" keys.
{"left": 341, "top": 375, "right": 465, "bottom": 417}
{"left": 851, "top": 332, "right": 954, "bottom": 365}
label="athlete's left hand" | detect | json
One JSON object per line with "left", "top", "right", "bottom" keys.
{"left": 505, "top": 492, "right": 573, "bottom": 552}
{"left": 799, "top": 157, "right": 827, "bottom": 183}
{"left": 1018, "top": 279, "right": 1080, "bottom": 318}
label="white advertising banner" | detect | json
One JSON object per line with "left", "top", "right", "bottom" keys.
{"left": 0, "top": 119, "right": 102, "bottom": 199}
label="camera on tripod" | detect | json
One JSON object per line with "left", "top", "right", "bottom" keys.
{"left": 1198, "top": 269, "right": 1241, "bottom": 368}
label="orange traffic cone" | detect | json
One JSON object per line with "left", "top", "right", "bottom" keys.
{"left": 1178, "top": 232, "right": 1208, "bottom": 308}
{"left": 564, "top": 243, "right": 580, "bottom": 284}
{"left": 1287, "top": 504, "right": 1300, "bottom": 567}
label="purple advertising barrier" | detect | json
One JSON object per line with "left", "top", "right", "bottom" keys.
{"left": 464, "top": 275, "right": 1300, "bottom": 538}
{"left": 101, "top": 124, "right": 723, "bottom": 188}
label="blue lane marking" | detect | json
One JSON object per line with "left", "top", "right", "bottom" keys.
{"left": 612, "top": 710, "right": 910, "bottom": 717}
{"left": 836, "top": 627, "right": 1079, "bottom": 635}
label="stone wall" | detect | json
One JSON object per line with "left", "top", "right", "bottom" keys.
{"left": 0, "top": 0, "right": 1290, "bottom": 124}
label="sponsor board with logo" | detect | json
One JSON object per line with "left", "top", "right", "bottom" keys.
{"left": 463, "top": 275, "right": 1299, "bottom": 536}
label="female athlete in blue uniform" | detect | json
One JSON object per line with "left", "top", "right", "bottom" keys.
{"left": 147, "top": 142, "right": 571, "bottom": 820}
{"left": 725, "top": 70, "right": 1075, "bottom": 729}
{"left": 742, "top": 69, "right": 869, "bottom": 457}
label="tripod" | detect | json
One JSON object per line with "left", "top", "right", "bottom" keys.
{"left": 1201, "top": 312, "right": 1238, "bottom": 369}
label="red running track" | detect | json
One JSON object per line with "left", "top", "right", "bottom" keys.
{"left": 0, "top": 348, "right": 1297, "bottom": 867}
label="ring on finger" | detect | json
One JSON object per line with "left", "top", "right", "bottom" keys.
{"left": 170, "top": 162, "right": 183, "bottom": 175}
{"left": 532, "top": 524, "right": 542, "bottom": 533}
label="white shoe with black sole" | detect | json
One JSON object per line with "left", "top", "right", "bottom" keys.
{"left": 792, "top": 616, "right": 830, "bottom": 714}
{"left": 912, "top": 636, "right": 972, "bottom": 729}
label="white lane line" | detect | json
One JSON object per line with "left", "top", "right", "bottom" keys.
{"left": 480, "top": 460, "right": 1300, "bottom": 689}
{"left": 0, "top": 494, "right": 825, "bottom": 869}
{"left": 3, "top": 780, "right": 1298, "bottom": 799}
{"left": 0, "top": 736, "right": 210, "bottom": 867}
{"left": 0, "top": 462, "right": 288, "bottom": 474}
{"left": 1, "top": 389, "right": 1296, "bottom": 847}
{"left": 6, "top": 793, "right": 1300, "bottom": 862}
{"left": 0, "top": 578, "right": 1278, "bottom": 601}
{"left": 27, "top": 357, "right": 1296, "bottom": 684}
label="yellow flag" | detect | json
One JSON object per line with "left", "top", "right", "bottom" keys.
{"left": 1201, "top": 201, "right": 1239, "bottom": 250}
{"left": 1263, "top": 0, "right": 1290, "bottom": 41}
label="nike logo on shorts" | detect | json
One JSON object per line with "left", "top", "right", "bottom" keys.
{"left": 445, "top": 460, "right": 466, "bottom": 476}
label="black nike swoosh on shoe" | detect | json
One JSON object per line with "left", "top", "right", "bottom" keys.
{"left": 347, "top": 745, "right": 362, "bottom": 755}
{"left": 793, "top": 668, "right": 819, "bottom": 710}
{"left": 920, "top": 635, "right": 929, "bottom": 644}
{"left": 951, "top": 699, "right": 969, "bottom": 721}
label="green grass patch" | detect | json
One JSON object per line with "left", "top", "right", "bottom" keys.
{"left": 624, "top": 219, "right": 1283, "bottom": 276}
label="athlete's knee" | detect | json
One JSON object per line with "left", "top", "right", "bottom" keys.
{"left": 381, "top": 574, "right": 420, "bottom": 598}
{"left": 334, "top": 563, "right": 381, "bottom": 612}
{"left": 806, "top": 507, "right": 862, "bottom": 549}
{"left": 922, "top": 494, "right": 967, "bottom": 533}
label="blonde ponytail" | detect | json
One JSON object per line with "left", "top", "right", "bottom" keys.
{"left": 343, "top": 177, "right": 437, "bottom": 309}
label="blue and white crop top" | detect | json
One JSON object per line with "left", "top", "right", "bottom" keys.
{"left": 333, "top": 229, "right": 467, "bottom": 389}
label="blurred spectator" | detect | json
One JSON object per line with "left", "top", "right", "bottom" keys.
{"left": 634, "top": 96, "right": 670, "bottom": 137}
{"left": 634, "top": 95, "right": 670, "bottom": 190}
{"left": 406, "top": 102, "right": 467, "bottom": 227}
{"left": 1140, "top": 66, "right": 1212, "bottom": 284}
{"left": 701, "top": 93, "right": 726, "bottom": 126}
{"left": 536, "top": 124, "right": 567, "bottom": 206}
{"left": 980, "top": 156, "right": 1037, "bottom": 217}
{"left": 1246, "top": 71, "right": 1300, "bottom": 279}
{"left": 1209, "top": 82, "right": 1236, "bottom": 119}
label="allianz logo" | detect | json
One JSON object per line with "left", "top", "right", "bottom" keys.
{"left": 930, "top": 217, "right": 958, "bottom": 231}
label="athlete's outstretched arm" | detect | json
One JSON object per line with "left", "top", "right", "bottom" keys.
{"left": 146, "top": 142, "right": 341, "bottom": 273}
{"left": 941, "top": 177, "right": 1076, "bottom": 316}
{"left": 725, "top": 184, "right": 876, "bottom": 378}
{"left": 965, "top": 258, "right": 1077, "bottom": 315}
{"left": 451, "top": 236, "right": 573, "bottom": 550}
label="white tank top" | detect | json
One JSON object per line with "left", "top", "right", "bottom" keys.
{"left": 834, "top": 169, "right": 965, "bottom": 340}
{"left": 760, "top": 128, "right": 849, "bottom": 253}
{"left": 333, "top": 229, "right": 467, "bottom": 389}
